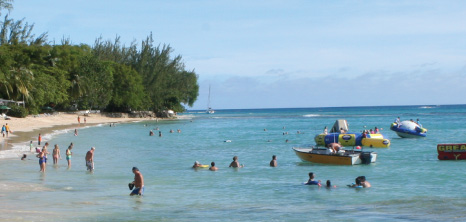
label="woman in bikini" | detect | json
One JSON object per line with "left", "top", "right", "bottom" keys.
{"left": 66, "top": 145, "right": 73, "bottom": 168}
{"left": 53, "top": 144, "right": 61, "bottom": 165}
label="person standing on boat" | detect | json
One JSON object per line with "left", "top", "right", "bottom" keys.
{"left": 305, "top": 172, "right": 321, "bottom": 186}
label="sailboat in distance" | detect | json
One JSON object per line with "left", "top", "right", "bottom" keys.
{"left": 206, "top": 85, "right": 215, "bottom": 114}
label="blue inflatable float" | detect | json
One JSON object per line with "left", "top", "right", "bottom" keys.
{"left": 390, "top": 121, "right": 427, "bottom": 138}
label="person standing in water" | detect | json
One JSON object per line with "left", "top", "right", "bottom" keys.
{"left": 66, "top": 145, "right": 73, "bottom": 168}
{"left": 270, "top": 155, "right": 277, "bottom": 167}
{"left": 209, "top": 162, "right": 218, "bottom": 171}
{"left": 52, "top": 144, "right": 61, "bottom": 165}
{"left": 38, "top": 133, "right": 42, "bottom": 146}
{"left": 37, "top": 148, "right": 45, "bottom": 172}
{"left": 29, "top": 141, "right": 34, "bottom": 152}
{"left": 85, "top": 147, "right": 95, "bottom": 171}
{"left": 229, "top": 156, "right": 243, "bottom": 168}
{"left": 130, "top": 167, "right": 144, "bottom": 196}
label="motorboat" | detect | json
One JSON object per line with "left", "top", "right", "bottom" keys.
{"left": 292, "top": 146, "right": 377, "bottom": 165}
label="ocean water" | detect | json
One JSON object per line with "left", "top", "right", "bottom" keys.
{"left": 1, "top": 105, "right": 466, "bottom": 221}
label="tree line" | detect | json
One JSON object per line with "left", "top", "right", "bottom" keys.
{"left": 0, "top": 0, "right": 199, "bottom": 117}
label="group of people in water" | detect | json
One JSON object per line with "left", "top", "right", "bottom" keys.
{"left": 305, "top": 172, "right": 371, "bottom": 188}
{"left": 31, "top": 141, "right": 83, "bottom": 172}
{"left": 394, "top": 117, "right": 423, "bottom": 128}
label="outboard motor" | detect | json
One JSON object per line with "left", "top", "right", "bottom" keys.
{"left": 360, "top": 152, "right": 372, "bottom": 164}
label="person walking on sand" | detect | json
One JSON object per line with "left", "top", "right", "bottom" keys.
{"left": 5, "top": 123, "right": 11, "bottom": 137}
{"left": 66, "top": 145, "right": 73, "bottom": 168}
{"left": 270, "top": 155, "right": 277, "bottom": 167}
{"left": 52, "top": 144, "right": 61, "bottom": 165}
{"left": 84, "top": 117, "right": 86, "bottom": 124}
{"left": 130, "top": 167, "right": 144, "bottom": 196}
{"left": 85, "top": 147, "right": 95, "bottom": 171}
{"left": 229, "top": 156, "right": 243, "bottom": 168}
{"left": 78, "top": 116, "right": 80, "bottom": 123}
{"left": 38, "top": 133, "right": 42, "bottom": 146}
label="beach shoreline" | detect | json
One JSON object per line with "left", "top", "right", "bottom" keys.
{"left": 0, "top": 113, "right": 154, "bottom": 159}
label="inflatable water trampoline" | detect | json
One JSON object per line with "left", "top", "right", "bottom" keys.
{"left": 315, "top": 120, "right": 391, "bottom": 148}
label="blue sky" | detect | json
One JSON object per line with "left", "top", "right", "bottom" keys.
{"left": 9, "top": 0, "right": 466, "bottom": 109}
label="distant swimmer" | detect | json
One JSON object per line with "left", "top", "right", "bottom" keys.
{"left": 177, "top": 129, "right": 181, "bottom": 133}
{"left": 326, "top": 180, "right": 336, "bottom": 188}
{"left": 74, "top": 129, "right": 78, "bottom": 136}
{"left": 358, "top": 176, "right": 371, "bottom": 188}
{"left": 170, "top": 129, "right": 174, "bottom": 133}
{"left": 192, "top": 161, "right": 202, "bottom": 169}
{"left": 209, "top": 162, "right": 218, "bottom": 171}
{"left": 85, "top": 147, "right": 95, "bottom": 172}
{"left": 270, "top": 155, "right": 277, "bottom": 167}
{"left": 159, "top": 131, "right": 162, "bottom": 137}
{"left": 305, "top": 172, "right": 321, "bottom": 186}
{"left": 21, "top": 154, "right": 27, "bottom": 160}
{"left": 149, "top": 130, "right": 154, "bottom": 136}
{"left": 229, "top": 156, "right": 243, "bottom": 168}
{"left": 130, "top": 167, "right": 144, "bottom": 196}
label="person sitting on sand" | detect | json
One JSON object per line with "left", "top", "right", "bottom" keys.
{"left": 305, "top": 172, "right": 321, "bottom": 186}
{"left": 192, "top": 161, "right": 202, "bottom": 168}
{"left": 270, "top": 155, "right": 277, "bottom": 167}
{"left": 229, "top": 156, "right": 243, "bottom": 168}
{"left": 209, "top": 162, "right": 218, "bottom": 171}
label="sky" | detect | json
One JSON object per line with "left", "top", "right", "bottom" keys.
{"left": 8, "top": 0, "right": 466, "bottom": 110}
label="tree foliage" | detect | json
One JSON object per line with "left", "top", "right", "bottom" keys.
{"left": 0, "top": 2, "right": 199, "bottom": 116}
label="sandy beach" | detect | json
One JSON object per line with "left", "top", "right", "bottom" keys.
{"left": 0, "top": 113, "right": 150, "bottom": 158}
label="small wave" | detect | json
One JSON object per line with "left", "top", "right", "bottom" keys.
{"left": 303, "top": 114, "right": 321, "bottom": 117}
{"left": 419, "top": 106, "right": 435, "bottom": 109}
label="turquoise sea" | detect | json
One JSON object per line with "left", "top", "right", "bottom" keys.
{"left": 1, "top": 105, "right": 466, "bottom": 221}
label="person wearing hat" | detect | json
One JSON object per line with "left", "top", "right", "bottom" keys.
{"left": 130, "top": 167, "right": 144, "bottom": 196}
{"left": 192, "top": 161, "right": 201, "bottom": 168}
{"left": 85, "top": 147, "right": 95, "bottom": 171}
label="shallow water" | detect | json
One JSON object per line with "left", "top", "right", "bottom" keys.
{"left": 1, "top": 105, "right": 466, "bottom": 221}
